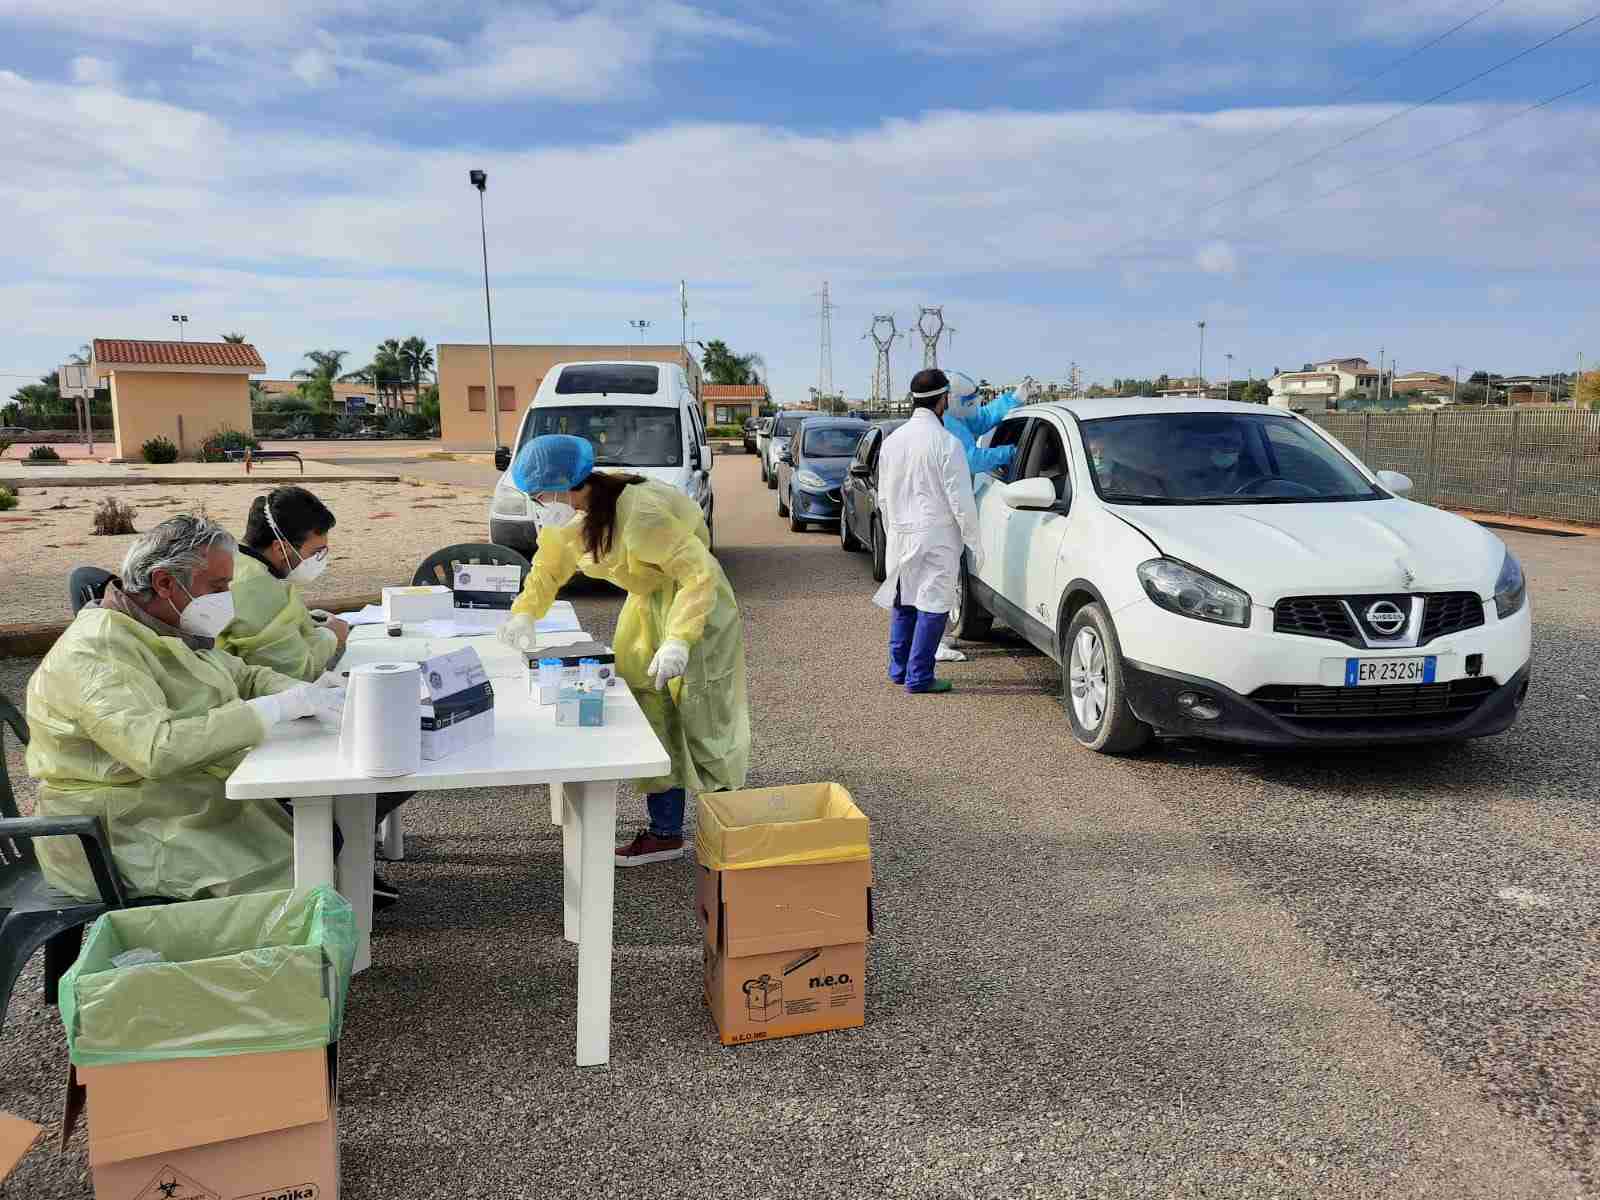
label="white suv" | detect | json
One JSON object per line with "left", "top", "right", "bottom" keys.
{"left": 953, "top": 399, "right": 1532, "bottom": 753}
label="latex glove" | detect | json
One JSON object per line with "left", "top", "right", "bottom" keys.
{"left": 248, "top": 679, "right": 345, "bottom": 730}
{"left": 647, "top": 639, "right": 690, "bottom": 691}
{"left": 498, "top": 613, "right": 539, "bottom": 654}
{"left": 305, "top": 684, "right": 347, "bottom": 721}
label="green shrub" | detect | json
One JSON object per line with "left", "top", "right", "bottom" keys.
{"left": 26, "top": 444, "right": 61, "bottom": 462}
{"left": 0, "top": 486, "right": 16, "bottom": 512}
{"left": 708, "top": 424, "right": 744, "bottom": 439}
{"left": 92, "top": 496, "right": 137, "bottom": 536}
{"left": 0, "top": 439, "right": 12, "bottom": 458}
{"left": 142, "top": 436, "right": 179, "bottom": 464}
{"left": 198, "top": 427, "right": 261, "bottom": 463}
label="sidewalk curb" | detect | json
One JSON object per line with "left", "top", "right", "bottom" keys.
{"left": 0, "top": 592, "right": 382, "bottom": 661}
{"left": 1448, "top": 509, "right": 1592, "bottom": 537}
{"left": 2, "top": 473, "right": 401, "bottom": 491}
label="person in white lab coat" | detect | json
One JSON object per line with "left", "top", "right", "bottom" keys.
{"left": 872, "top": 369, "right": 983, "bottom": 694}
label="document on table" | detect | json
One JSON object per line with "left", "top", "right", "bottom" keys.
{"left": 339, "top": 604, "right": 389, "bottom": 626}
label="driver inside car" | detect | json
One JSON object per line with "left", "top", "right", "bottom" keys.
{"left": 1179, "top": 423, "right": 1258, "bottom": 496}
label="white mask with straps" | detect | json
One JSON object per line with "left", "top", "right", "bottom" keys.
{"left": 532, "top": 500, "right": 580, "bottom": 530}
{"left": 176, "top": 581, "right": 236, "bottom": 639}
{"left": 264, "top": 494, "right": 330, "bottom": 583}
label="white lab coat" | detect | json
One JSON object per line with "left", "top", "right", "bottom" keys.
{"left": 872, "top": 408, "right": 981, "bottom": 614}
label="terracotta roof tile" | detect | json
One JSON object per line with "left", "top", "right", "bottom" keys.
{"left": 701, "top": 383, "right": 768, "bottom": 399}
{"left": 92, "top": 339, "right": 266, "bottom": 371}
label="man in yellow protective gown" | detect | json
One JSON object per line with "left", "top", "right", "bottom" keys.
{"left": 26, "top": 515, "right": 346, "bottom": 901}
{"left": 498, "top": 434, "right": 750, "bottom": 867}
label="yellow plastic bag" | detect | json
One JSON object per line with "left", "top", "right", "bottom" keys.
{"left": 696, "top": 783, "right": 869, "bottom": 870}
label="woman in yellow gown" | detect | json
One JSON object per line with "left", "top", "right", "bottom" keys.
{"left": 499, "top": 435, "right": 750, "bottom": 867}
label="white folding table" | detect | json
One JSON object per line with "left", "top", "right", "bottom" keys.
{"left": 225, "top": 628, "right": 671, "bottom": 1067}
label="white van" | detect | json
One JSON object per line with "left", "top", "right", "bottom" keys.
{"left": 489, "top": 360, "right": 714, "bottom": 557}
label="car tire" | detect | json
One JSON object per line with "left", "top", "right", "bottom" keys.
{"left": 1062, "top": 604, "right": 1152, "bottom": 755}
{"left": 870, "top": 518, "right": 887, "bottom": 584}
{"left": 951, "top": 557, "right": 994, "bottom": 641}
{"left": 777, "top": 485, "right": 789, "bottom": 518}
{"left": 766, "top": 463, "right": 777, "bottom": 490}
{"left": 760, "top": 459, "right": 769, "bottom": 483}
{"left": 790, "top": 504, "right": 805, "bottom": 533}
{"left": 841, "top": 507, "right": 863, "bottom": 552}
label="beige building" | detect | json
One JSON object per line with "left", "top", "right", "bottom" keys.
{"left": 92, "top": 338, "right": 264, "bottom": 461}
{"left": 437, "top": 343, "right": 701, "bottom": 450}
{"left": 702, "top": 383, "right": 768, "bottom": 426}
{"left": 1269, "top": 358, "right": 1381, "bottom": 407}
{"left": 255, "top": 378, "right": 401, "bottom": 414}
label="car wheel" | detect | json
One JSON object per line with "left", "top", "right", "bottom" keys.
{"left": 760, "top": 459, "right": 769, "bottom": 483}
{"left": 777, "top": 485, "right": 789, "bottom": 517}
{"left": 1062, "top": 604, "right": 1152, "bottom": 755}
{"left": 766, "top": 463, "right": 777, "bottom": 490}
{"left": 841, "top": 507, "right": 862, "bottom": 552}
{"left": 951, "top": 556, "right": 994, "bottom": 641}
{"left": 870, "top": 519, "right": 887, "bottom": 584}
{"left": 790, "top": 504, "right": 806, "bottom": 533}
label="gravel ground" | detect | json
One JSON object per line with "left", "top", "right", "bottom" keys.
{"left": 0, "top": 479, "right": 493, "bottom": 625}
{"left": 0, "top": 455, "right": 1594, "bottom": 1197}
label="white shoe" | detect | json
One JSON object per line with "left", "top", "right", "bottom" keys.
{"left": 934, "top": 644, "right": 967, "bottom": 663}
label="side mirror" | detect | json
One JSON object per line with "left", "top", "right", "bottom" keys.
{"left": 848, "top": 462, "right": 872, "bottom": 478}
{"left": 689, "top": 445, "right": 702, "bottom": 471}
{"left": 1376, "top": 469, "right": 1413, "bottom": 497}
{"left": 780, "top": 450, "right": 795, "bottom": 465}
{"left": 494, "top": 446, "right": 512, "bottom": 472}
{"left": 1000, "top": 477, "right": 1058, "bottom": 510}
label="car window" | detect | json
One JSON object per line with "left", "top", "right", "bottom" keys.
{"left": 803, "top": 426, "right": 866, "bottom": 458}
{"left": 554, "top": 365, "right": 659, "bottom": 395}
{"left": 1017, "top": 422, "right": 1070, "bottom": 506}
{"left": 988, "top": 417, "right": 1031, "bottom": 483}
{"left": 687, "top": 402, "right": 707, "bottom": 450}
{"left": 524, "top": 405, "right": 682, "bottom": 467}
{"left": 851, "top": 429, "right": 877, "bottom": 468}
{"left": 775, "top": 414, "right": 806, "bottom": 437}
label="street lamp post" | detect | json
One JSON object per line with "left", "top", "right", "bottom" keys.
{"left": 170, "top": 314, "right": 188, "bottom": 342}
{"left": 629, "top": 320, "right": 653, "bottom": 344}
{"left": 468, "top": 169, "right": 503, "bottom": 466}
{"left": 1224, "top": 352, "right": 1233, "bottom": 401}
{"left": 1196, "top": 320, "right": 1206, "bottom": 384}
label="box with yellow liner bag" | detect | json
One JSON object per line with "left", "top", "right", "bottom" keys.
{"left": 696, "top": 784, "right": 873, "bottom": 1045}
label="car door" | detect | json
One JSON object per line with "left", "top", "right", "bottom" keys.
{"left": 844, "top": 427, "right": 879, "bottom": 540}
{"left": 975, "top": 414, "right": 1033, "bottom": 595}
{"left": 685, "top": 399, "right": 712, "bottom": 518}
{"left": 1000, "top": 417, "right": 1075, "bottom": 650}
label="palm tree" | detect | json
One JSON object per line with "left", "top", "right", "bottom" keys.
{"left": 222, "top": 332, "right": 248, "bottom": 344}
{"left": 292, "top": 350, "right": 348, "bottom": 415}
{"left": 399, "top": 337, "right": 434, "bottom": 408}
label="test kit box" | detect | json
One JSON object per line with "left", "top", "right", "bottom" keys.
{"left": 382, "top": 584, "right": 453, "bottom": 624}
{"left": 555, "top": 686, "right": 605, "bottom": 727}
{"left": 420, "top": 646, "right": 494, "bottom": 761}
{"left": 64, "top": 1046, "right": 339, "bottom": 1200}
{"left": 451, "top": 563, "right": 520, "bottom": 610}
{"left": 695, "top": 784, "right": 873, "bottom": 1047}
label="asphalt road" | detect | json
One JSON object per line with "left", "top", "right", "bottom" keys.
{"left": 2, "top": 452, "right": 1596, "bottom": 1198}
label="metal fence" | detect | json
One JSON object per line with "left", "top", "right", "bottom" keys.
{"left": 1309, "top": 409, "right": 1600, "bottom": 525}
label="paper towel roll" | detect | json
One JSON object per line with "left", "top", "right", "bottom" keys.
{"left": 339, "top": 661, "right": 422, "bottom": 778}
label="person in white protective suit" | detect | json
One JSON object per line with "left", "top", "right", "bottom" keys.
{"left": 932, "top": 371, "right": 1038, "bottom": 662}
{"left": 872, "top": 368, "right": 983, "bottom": 694}
{"left": 25, "top": 515, "right": 346, "bottom": 902}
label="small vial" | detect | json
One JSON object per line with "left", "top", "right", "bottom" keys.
{"left": 537, "top": 658, "right": 562, "bottom": 705}
{"left": 578, "top": 658, "right": 601, "bottom": 687}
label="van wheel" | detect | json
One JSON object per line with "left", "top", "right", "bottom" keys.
{"left": 1062, "top": 604, "right": 1152, "bottom": 755}
{"left": 951, "top": 557, "right": 993, "bottom": 641}
{"left": 870, "top": 519, "right": 887, "bottom": 584}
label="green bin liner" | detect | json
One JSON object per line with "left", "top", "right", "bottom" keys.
{"left": 59, "top": 886, "right": 356, "bottom": 1067}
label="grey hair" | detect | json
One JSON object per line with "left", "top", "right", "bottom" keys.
{"left": 120, "top": 514, "right": 236, "bottom": 597}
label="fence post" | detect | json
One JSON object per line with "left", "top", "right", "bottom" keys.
{"left": 1505, "top": 409, "right": 1521, "bottom": 516}
{"left": 1425, "top": 411, "right": 1439, "bottom": 504}
{"left": 1363, "top": 412, "right": 1373, "bottom": 462}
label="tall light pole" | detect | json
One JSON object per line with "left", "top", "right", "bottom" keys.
{"left": 468, "top": 169, "right": 501, "bottom": 462}
{"left": 170, "top": 314, "right": 188, "bottom": 342}
{"left": 1196, "top": 320, "right": 1206, "bottom": 383}
{"left": 629, "top": 319, "right": 653, "bottom": 344}
{"left": 1224, "top": 352, "right": 1234, "bottom": 401}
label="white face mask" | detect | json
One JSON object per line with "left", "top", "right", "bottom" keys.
{"left": 532, "top": 500, "right": 580, "bottom": 530}
{"left": 284, "top": 547, "right": 329, "bottom": 584}
{"left": 176, "top": 581, "right": 236, "bottom": 639}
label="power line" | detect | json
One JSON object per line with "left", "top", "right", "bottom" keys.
{"left": 1211, "top": 0, "right": 1512, "bottom": 175}
{"left": 1105, "top": 9, "right": 1600, "bottom": 261}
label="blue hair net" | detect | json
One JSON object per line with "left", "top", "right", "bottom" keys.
{"left": 511, "top": 434, "right": 596, "bottom": 493}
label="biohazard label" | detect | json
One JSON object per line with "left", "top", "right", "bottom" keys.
{"left": 133, "top": 1165, "right": 220, "bottom": 1200}
{"left": 234, "top": 1186, "right": 322, "bottom": 1200}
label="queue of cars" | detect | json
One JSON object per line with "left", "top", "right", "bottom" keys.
{"left": 776, "top": 400, "right": 1533, "bottom": 757}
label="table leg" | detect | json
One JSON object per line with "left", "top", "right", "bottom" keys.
{"left": 379, "top": 812, "right": 404, "bottom": 862}
{"left": 292, "top": 797, "right": 336, "bottom": 890}
{"left": 560, "top": 788, "right": 580, "bottom": 945}
{"left": 550, "top": 781, "right": 564, "bottom": 827}
{"left": 334, "top": 793, "right": 377, "bottom": 976}
{"left": 572, "top": 779, "right": 617, "bottom": 1068}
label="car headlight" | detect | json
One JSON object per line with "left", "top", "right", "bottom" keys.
{"left": 1137, "top": 558, "right": 1252, "bottom": 627}
{"left": 1493, "top": 548, "right": 1526, "bottom": 618}
{"left": 492, "top": 485, "right": 528, "bottom": 518}
{"left": 795, "top": 470, "right": 828, "bottom": 491}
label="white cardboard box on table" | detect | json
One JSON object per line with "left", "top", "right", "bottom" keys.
{"left": 383, "top": 585, "right": 454, "bottom": 623}
{"left": 420, "top": 646, "right": 495, "bottom": 760}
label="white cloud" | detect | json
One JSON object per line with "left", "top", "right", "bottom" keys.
{"left": 69, "top": 56, "right": 121, "bottom": 87}
{"left": 290, "top": 48, "right": 338, "bottom": 87}
{"left": 1195, "top": 241, "right": 1238, "bottom": 276}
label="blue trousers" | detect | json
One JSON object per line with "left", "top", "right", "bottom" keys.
{"left": 888, "top": 586, "right": 950, "bottom": 692}
{"left": 647, "top": 788, "right": 687, "bottom": 838}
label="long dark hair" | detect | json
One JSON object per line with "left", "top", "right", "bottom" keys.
{"left": 579, "top": 472, "right": 646, "bottom": 559}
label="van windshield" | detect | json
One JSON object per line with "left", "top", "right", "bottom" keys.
{"left": 521, "top": 406, "right": 682, "bottom": 468}
{"left": 553, "top": 365, "right": 659, "bottom": 395}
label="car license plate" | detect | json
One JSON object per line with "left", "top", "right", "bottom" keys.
{"left": 1345, "top": 656, "right": 1436, "bottom": 686}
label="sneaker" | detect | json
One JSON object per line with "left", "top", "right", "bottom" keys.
{"left": 907, "top": 679, "right": 954, "bottom": 695}
{"left": 934, "top": 644, "right": 967, "bottom": 663}
{"left": 372, "top": 871, "right": 401, "bottom": 911}
{"left": 615, "top": 831, "right": 685, "bottom": 867}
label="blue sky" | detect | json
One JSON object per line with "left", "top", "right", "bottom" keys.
{"left": 1, "top": 0, "right": 1597, "bottom": 404}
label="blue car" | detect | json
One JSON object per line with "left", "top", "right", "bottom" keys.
{"left": 776, "top": 417, "right": 869, "bottom": 532}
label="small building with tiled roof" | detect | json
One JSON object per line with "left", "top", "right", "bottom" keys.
{"left": 701, "top": 382, "right": 769, "bottom": 426}
{"left": 91, "top": 338, "right": 264, "bottom": 461}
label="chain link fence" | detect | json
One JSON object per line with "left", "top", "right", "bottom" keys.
{"left": 1310, "top": 409, "right": 1600, "bottom": 525}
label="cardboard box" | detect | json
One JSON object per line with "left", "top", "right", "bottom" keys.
{"left": 382, "top": 584, "right": 453, "bottom": 623}
{"left": 697, "top": 858, "right": 873, "bottom": 1046}
{"left": 419, "top": 646, "right": 495, "bottom": 761}
{"left": 450, "top": 562, "right": 520, "bottom": 610}
{"left": 554, "top": 686, "right": 605, "bottom": 727}
{"left": 696, "top": 783, "right": 868, "bottom": 871}
{"left": 0, "top": 1111, "right": 45, "bottom": 1184}
{"left": 66, "top": 1046, "right": 338, "bottom": 1200}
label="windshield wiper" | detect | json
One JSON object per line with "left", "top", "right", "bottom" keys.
{"left": 1099, "top": 495, "right": 1181, "bottom": 505}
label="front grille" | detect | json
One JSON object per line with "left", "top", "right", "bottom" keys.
{"left": 826, "top": 488, "right": 842, "bottom": 503}
{"left": 1419, "top": 592, "right": 1485, "bottom": 642}
{"left": 1274, "top": 597, "right": 1358, "bottom": 642}
{"left": 1274, "top": 592, "right": 1486, "bottom": 647}
{"left": 1251, "top": 677, "right": 1497, "bottom": 723}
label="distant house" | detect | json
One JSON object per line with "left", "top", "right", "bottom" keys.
{"left": 1156, "top": 376, "right": 1221, "bottom": 400}
{"left": 702, "top": 383, "right": 768, "bottom": 426}
{"left": 92, "top": 338, "right": 264, "bottom": 461}
{"left": 1269, "top": 358, "right": 1381, "bottom": 408}
{"left": 1392, "top": 371, "right": 1455, "bottom": 401}
{"left": 256, "top": 378, "right": 400, "bottom": 415}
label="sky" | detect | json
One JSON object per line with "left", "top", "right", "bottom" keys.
{"left": 1, "top": 0, "right": 1597, "bottom": 404}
